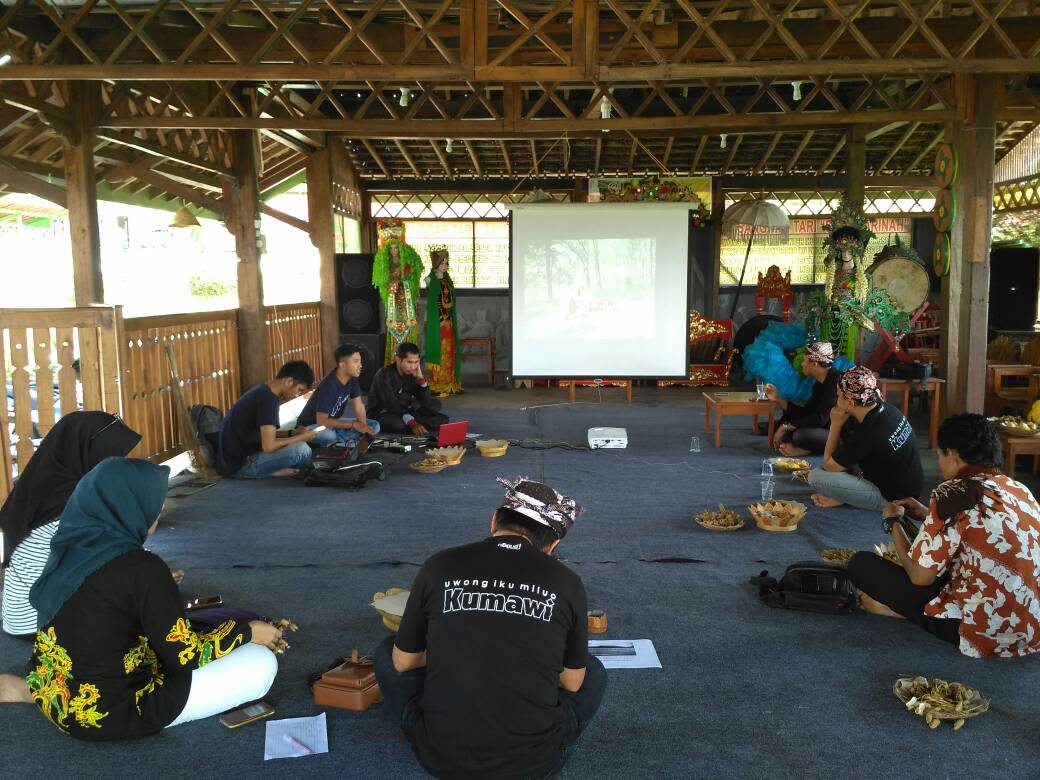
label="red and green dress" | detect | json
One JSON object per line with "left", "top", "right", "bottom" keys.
{"left": 425, "top": 270, "right": 462, "bottom": 395}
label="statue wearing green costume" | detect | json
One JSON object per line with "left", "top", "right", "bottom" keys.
{"left": 372, "top": 219, "right": 423, "bottom": 364}
{"left": 424, "top": 245, "right": 462, "bottom": 395}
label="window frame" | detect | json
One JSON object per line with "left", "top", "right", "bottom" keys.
{"left": 401, "top": 217, "right": 511, "bottom": 294}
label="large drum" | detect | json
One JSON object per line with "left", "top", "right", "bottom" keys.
{"left": 868, "top": 247, "right": 930, "bottom": 314}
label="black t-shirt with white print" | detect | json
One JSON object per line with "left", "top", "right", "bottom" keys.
{"left": 832, "top": 402, "right": 923, "bottom": 500}
{"left": 395, "top": 535, "right": 588, "bottom": 780}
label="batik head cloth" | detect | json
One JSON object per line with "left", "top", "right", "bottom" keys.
{"left": 839, "top": 366, "right": 880, "bottom": 406}
{"left": 496, "top": 476, "right": 583, "bottom": 540}
{"left": 804, "top": 341, "right": 835, "bottom": 367}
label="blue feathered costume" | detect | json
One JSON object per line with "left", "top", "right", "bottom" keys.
{"left": 742, "top": 321, "right": 854, "bottom": 404}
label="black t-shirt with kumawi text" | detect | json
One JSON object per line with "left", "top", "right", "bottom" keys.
{"left": 832, "top": 402, "right": 923, "bottom": 500}
{"left": 395, "top": 536, "right": 588, "bottom": 780}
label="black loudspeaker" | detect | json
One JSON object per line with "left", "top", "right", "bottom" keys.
{"left": 339, "top": 332, "right": 385, "bottom": 392}
{"left": 989, "top": 248, "right": 1040, "bottom": 332}
{"left": 335, "top": 253, "right": 381, "bottom": 334}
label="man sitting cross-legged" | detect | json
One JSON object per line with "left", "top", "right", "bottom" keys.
{"left": 808, "top": 365, "right": 922, "bottom": 509}
{"left": 366, "top": 342, "right": 448, "bottom": 435}
{"left": 216, "top": 360, "right": 319, "bottom": 479}
{"left": 374, "top": 476, "right": 607, "bottom": 780}
{"left": 296, "top": 343, "right": 379, "bottom": 458}
{"left": 766, "top": 340, "right": 843, "bottom": 457}
{"left": 847, "top": 413, "right": 1040, "bottom": 657}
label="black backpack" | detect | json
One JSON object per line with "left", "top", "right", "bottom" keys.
{"left": 188, "top": 404, "right": 224, "bottom": 468}
{"left": 751, "top": 561, "right": 859, "bottom": 614}
{"left": 300, "top": 459, "right": 388, "bottom": 489}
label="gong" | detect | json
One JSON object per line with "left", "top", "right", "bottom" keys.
{"left": 870, "top": 254, "right": 931, "bottom": 313}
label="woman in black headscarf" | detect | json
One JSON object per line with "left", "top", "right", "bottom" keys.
{"left": 1, "top": 411, "right": 140, "bottom": 635}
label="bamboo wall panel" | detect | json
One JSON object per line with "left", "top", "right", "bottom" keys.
{"left": 0, "top": 307, "right": 123, "bottom": 502}
{"left": 265, "top": 303, "right": 324, "bottom": 379}
{"left": 122, "top": 310, "right": 240, "bottom": 463}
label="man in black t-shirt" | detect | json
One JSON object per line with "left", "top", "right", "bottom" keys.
{"left": 366, "top": 342, "right": 448, "bottom": 435}
{"left": 217, "top": 361, "right": 319, "bottom": 479}
{"left": 808, "top": 366, "right": 923, "bottom": 510}
{"left": 766, "top": 340, "right": 843, "bottom": 456}
{"left": 297, "top": 343, "right": 379, "bottom": 456}
{"left": 374, "top": 477, "right": 606, "bottom": 780}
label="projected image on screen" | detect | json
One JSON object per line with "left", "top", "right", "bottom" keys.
{"left": 511, "top": 203, "right": 691, "bottom": 377}
{"left": 523, "top": 238, "right": 655, "bottom": 339}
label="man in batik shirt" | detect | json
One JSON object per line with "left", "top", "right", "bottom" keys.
{"left": 848, "top": 413, "right": 1040, "bottom": 657}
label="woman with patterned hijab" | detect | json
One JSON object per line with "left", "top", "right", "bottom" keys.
{"left": 766, "top": 340, "right": 843, "bottom": 456}
{"left": 0, "top": 458, "right": 283, "bottom": 739}
{"left": 807, "top": 366, "right": 923, "bottom": 510}
{"left": 848, "top": 414, "right": 1040, "bottom": 658}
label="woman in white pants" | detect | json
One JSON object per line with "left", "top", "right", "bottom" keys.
{"left": 1, "top": 411, "right": 141, "bottom": 635}
{"left": 0, "top": 458, "right": 282, "bottom": 739}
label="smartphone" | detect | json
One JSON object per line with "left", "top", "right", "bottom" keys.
{"left": 313, "top": 425, "right": 327, "bottom": 432}
{"left": 185, "top": 595, "right": 223, "bottom": 611}
{"left": 219, "top": 701, "right": 275, "bottom": 729}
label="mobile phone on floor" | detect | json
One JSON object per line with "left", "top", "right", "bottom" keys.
{"left": 219, "top": 701, "right": 275, "bottom": 729}
{"left": 185, "top": 595, "right": 223, "bottom": 611}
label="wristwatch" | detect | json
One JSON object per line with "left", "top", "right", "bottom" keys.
{"left": 882, "top": 515, "right": 903, "bottom": 535}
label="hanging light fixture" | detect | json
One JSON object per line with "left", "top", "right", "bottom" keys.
{"left": 445, "top": 138, "right": 454, "bottom": 153}
{"left": 720, "top": 134, "right": 728, "bottom": 150}
{"left": 0, "top": 54, "right": 12, "bottom": 67}
{"left": 399, "top": 87, "right": 411, "bottom": 107}
{"left": 791, "top": 81, "right": 803, "bottom": 101}
{"left": 599, "top": 95, "right": 612, "bottom": 120}
{"left": 169, "top": 202, "right": 200, "bottom": 228}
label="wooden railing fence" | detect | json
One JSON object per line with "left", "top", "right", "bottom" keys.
{"left": 2, "top": 302, "right": 323, "bottom": 499}
{"left": 122, "top": 310, "right": 241, "bottom": 463}
{"left": 265, "top": 303, "right": 324, "bottom": 380}
{"left": 1, "top": 306, "right": 123, "bottom": 498}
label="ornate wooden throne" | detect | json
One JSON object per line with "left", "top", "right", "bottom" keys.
{"left": 756, "top": 265, "right": 793, "bottom": 321}
{"left": 657, "top": 310, "right": 735, "bottom": 387}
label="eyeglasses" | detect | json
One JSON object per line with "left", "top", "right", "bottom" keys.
{"left": 89, "top": 414, "right": 124, "bottom": 442}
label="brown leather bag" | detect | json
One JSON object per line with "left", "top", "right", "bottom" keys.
{"left": 310, "top": 650, "right": 382, "bottom": 711}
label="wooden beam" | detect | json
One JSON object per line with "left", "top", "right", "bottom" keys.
{"left": 690, "top": 135, "right": 707, "bottom": 175}
{"left": 95, "top": 128, "right": 231, "bottom": 175}
{"left": 95, "top": 110, "right": 959, "bottom": 134}
{"left": 0, "top": 158, "right": 67, "bottom": 206}
{"left": 65, "top": 84, "right": 103, "bottom": 307}
{"left": 260, "top": 204, "right": 309, "bottom": 233}
{"left": 360, "top": 138, "right": 393, "bottom": 179}
{"left": 430, "top": 139, "right": 453, "bottom": 179}
{"left": 498, "top": 139, "right": 513, "bottom": 176}
{"left": 945, "top": 75, "right": 998, "bottom": 414}
{"left": 463, "top": 139, "right": 483, "bottom": 177}
{"left": 228, "top": 130, "right": 268, "bottom": 389}
{"left": 394, "top": 139, "right": 424, "bottom": 179}
{"left": 846, "top": 126, "right": 866, "bottom": 205}
{"left": 306, "top": 147, "right": 338, "bottom": 371}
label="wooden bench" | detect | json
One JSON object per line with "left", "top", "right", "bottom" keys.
{"left": 998, "top": 430, "right": 1040, "bottom": 479}
{"left": 877, "top": 377, "right": 945, "bottom": 449}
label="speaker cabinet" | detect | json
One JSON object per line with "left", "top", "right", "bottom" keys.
{"left": 339, "top": 332, "right": 385, "bottom": 392}
{"left": 989, "top": 247, "right": 1040, "bottom": 332}
{"left": 336, "top": 253, "right": 381, "bottom": 334}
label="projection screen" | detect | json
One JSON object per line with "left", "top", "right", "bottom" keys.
{"left": 509, "top": 203, "right": 691, "bottom": 377}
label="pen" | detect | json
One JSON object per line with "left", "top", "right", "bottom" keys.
{"left": 283, "top": 734, "right": 314, "bottom": 754}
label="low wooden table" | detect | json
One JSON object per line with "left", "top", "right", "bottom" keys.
{"left": 877, "top": 377, "right": 945, "bottom": 449}
{"left": 459, "top": 337, "right": 495, "bottom": 385}
{"left": 559, "top": 379, "right": 633, "bottom": 403}
{"left": 702, "top": 391, "right": 775, "bottom": 449}
{"left": 998, "top": 431, "right": 1040, "bottom": 479}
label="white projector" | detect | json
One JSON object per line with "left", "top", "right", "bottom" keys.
{"left": 588, "top": 427, "right": 628, "bottom": 449}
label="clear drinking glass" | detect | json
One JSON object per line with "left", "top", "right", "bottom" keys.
{"left": 760, "top": 479, "right": 775, "bottom": 501}
{"left": 689, "top": 436, "right": 701, "bottom": 453}
{"left": 756, "top": 382, "right": 767, "bottom": 401}
{"left": 761, "top": 459, "right": 774, "bottom": 477}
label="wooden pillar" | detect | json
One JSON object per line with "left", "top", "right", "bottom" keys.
{"left": 846, "top": 126, "right": 866, "bottom": 207}
{"left": 229, "top": 130, "right": 269, "bottom": 389}
{"left": 307, "top": 147, "right": 338, "bottom": 372}
{"left": 360, "top": 190, "right": 373, "bottom": 253}
{"left": 943, "top": 75, "right": 997, "bottom": 413}
{"left": 710, "top": 180, "right": 725, "bottom": 318}
{"left": 64, "top": 84, "right": 103, "bottom": 306}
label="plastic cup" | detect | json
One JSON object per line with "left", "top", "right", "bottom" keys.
{"left": 689, "top": 436, "right": 700, "bottom": 453}
{"left": 761, "top": 460, "right": 774, "bottom": 477}
{"left": 756, "top": 382, "right": 767, "bottom": 401}
{"left": 760, "top": 479, "right": 775, "bottom": 501}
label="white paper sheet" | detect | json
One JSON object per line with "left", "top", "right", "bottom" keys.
{"left": 587, "top": 639, "right": 662, "bottom": 669}
{"left": 264, "top": 712, "right": 329, "bottom": 760}
{"left": 371, "top": 590, "right": 410, "bottom": 617}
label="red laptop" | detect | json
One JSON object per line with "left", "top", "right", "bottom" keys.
{"left": 433, "top": 420, "right": 469, "bottom": 446}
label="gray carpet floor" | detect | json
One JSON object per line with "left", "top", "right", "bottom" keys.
{"left": 1, "top": 387, "right": 1038, "bottom": 779}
